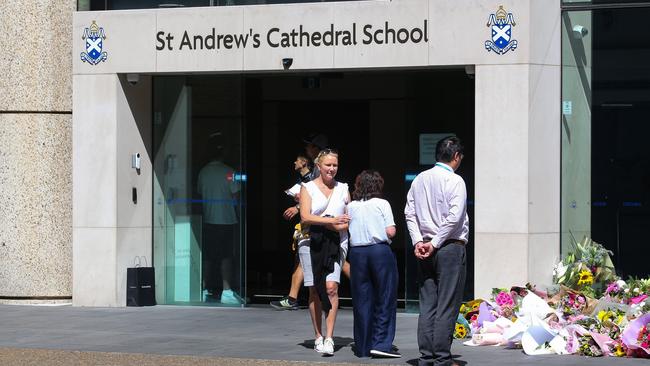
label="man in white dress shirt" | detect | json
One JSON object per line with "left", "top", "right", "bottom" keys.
{"left": 405, "top": 136, "right": 469, "bottom": 366}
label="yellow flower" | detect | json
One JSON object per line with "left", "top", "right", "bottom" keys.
{"left": 615, "top": 315, "right": 625, "bottom": 326}
{"left": 613, "top": 344, "right": 626, "bottom": 357}
{"left": 577, "top": 269, "right": 594, "bottom": 286}
{"left": 459, "top": 304, "right": 467, "bottom": 314}
{"left": 454, "top": 324, "right": 467, "bottom": 339}
{"left": 597, "top": 310, "right": 613, "bottom": 322}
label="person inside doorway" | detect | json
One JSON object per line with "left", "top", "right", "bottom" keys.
{"left": 271, "top": 153, "right": 312, "bottom": 310}
{"left": 197, "top": 132, "right": 242, "bottom": 305}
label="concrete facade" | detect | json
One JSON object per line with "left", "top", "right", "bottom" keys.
{"left": 71, "top": 0, "right": 561, "bottom": 306}
{"left": 0, "top": 0, "right": 75, "bottom": 299}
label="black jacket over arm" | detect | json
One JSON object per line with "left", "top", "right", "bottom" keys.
{"left": 309, "top": 224, "right": 340, "bottom": 313}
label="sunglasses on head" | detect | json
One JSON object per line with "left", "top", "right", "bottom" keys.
{"left": 320, "top": 148, "right": 338, "bottom": 155}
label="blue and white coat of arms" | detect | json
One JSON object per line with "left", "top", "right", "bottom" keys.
{"left": 81, "top": 21, "right": 107, "bottom": 65}
{"left": 485, "top": 6, "right": 517, "bottom": 55}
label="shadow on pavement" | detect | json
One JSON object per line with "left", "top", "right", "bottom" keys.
{"left": 298, "top": 336, "right": 354, "bottom": 352}
{"left": 406, "top": 355, "right": 467, "bottom": 366}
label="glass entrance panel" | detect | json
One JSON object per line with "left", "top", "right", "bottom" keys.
{"left": 153, "top": 76, "right": 245, "bottom": 306}
{"left": 562, "top": 7, "right": 650, "bottom": 278}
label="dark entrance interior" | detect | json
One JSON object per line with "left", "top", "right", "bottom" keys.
{"left": 590, "top": 7, "right": 650, "bottom": 278}
{"left": 152, "top": 69, "right": 474, "bottom": 306}
{"left": 243, "top": 70, "right": 475, "bottom": 306}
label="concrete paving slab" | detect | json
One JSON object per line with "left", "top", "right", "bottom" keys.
{"left": 0, "top": 304, "right": 647, "bottom": 365}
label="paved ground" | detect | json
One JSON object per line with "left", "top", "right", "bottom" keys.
{"left": 0, "top": 304, "right": 647, "bottom": 365}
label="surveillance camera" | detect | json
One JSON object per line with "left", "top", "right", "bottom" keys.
{"left": 464, "top": 65, "right": 475, "bottom": 79}
{"left": 282, "top": 58, "right": 293, "bottom": 70}
{"left": 126, "top": 73, "right": 140, "bottom": 85}
{"left": 572, "top": 25, "right": 588, "bottom": 39}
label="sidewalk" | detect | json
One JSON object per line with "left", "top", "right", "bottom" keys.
{"left": 0, "top": 304, "right": 645, "bottom": 365}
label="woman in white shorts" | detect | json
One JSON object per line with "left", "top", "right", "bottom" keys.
{"left": 298, "top": 149, "right": 350, "bottom": 356}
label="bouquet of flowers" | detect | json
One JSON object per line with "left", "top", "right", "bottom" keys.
{"left": 596, "top": 309, "right": 626, "bottom": 339}
{"left": 458, "top": 299, "right": 483, "bottom": 333}
{"left": 553, "top": 236, "right": 617, "bottom": 298}
{"left": 555, "top": 289, "right": 589, "bottom": 317}
{"left": 605, "top": 278, "right": 649, "bottom": 304}
{"left": 490, "top": 288, "right": 519, "bottom": 321}
{"left": 638, "top": 324, "right": 649, "bottom": 350}
{"left": 621, "top": 313, "right": 650, "bottom": 355}
{"left": 454, "top": 321, "right": 469, "bottom": 339}
{"left": 577, "top": 334, "right": 604, "bottom": 357}
{"left": 456, "top": 235, "right": 650, "bottom": 359}
{"left": 611, "top": 340, "right": 627, "bottom": 357}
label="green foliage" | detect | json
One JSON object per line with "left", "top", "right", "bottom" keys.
{"left": 553, "top": 236, "right": 617, "bottom": 298}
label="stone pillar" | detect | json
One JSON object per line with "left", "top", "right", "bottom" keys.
{"left": 473, "top": 0, "right": 561, "bottom": 298}
{"left": 0, "top": 1, "right": 75, "bottom": 302}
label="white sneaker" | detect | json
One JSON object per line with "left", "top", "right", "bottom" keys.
{"left": 322, "top": 337, "right": 334, "bottom": 356}
{"left": 314, "top": 336, "right": 324, "bottom": 353}
{"left": 220, "top": 289, "right": 243, "bottom": 305}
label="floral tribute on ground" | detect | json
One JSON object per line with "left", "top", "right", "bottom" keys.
{"left": 456, "top": 237, "right": 650, "bottom": 358}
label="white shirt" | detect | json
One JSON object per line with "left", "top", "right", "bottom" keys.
{"left": 404, "top": 162, "right": 469, "bottom": 248}
{"left": 348, "top": 198, "right": 395, "bottom": 247}
{"left": 197, "top": 160, "right": 240, "bottom": 225}
{"left": 302, "top": 180, "right": 349, "bottom": 251}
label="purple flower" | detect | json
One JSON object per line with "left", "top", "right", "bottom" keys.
{"left": 606, "top": 282, "right": 619, "bottom": 295}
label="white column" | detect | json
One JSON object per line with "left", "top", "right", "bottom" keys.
{"left": 473, "top": 0, "right": 561, "bottom": 298}
{"left": 73, "top": 74, "right": 152, "bottom": 306}
{"left": 73, "top": 74, "right": 119, "bottom": 306}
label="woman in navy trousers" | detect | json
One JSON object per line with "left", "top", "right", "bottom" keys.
{"left": 347, "top": 170, "right": 400, "bottom": 358}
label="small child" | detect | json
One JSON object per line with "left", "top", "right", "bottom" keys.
{"left": 347, "top": 170, "right": 400, "bottom": 358}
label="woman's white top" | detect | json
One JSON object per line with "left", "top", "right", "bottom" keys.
{"left": 302, "top": 180, "right": 349, "bottom": 250}
{"left": 348, "top": 198, "right": 395, "bottom": 247}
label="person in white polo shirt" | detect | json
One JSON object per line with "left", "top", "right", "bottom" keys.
{"left": 347, "top": 170, "right": 400, "bottom": 358}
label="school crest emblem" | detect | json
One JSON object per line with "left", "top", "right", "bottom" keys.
{"left": 485, "top": 6, "right": 517, "bottom": 55}
{"left": 80, "top": 21, "right": 108, "bottom": 65}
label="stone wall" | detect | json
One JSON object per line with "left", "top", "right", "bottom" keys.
{"left": 0, "top": 0, "right": 75, "bottom": 299}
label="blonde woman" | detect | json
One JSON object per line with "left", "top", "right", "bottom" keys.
{"left": 298, "top": 149, "right": 350, "bottom": 356}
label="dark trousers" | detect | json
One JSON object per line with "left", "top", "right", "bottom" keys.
{"left": 417, "top": 242, "right": 466, "bottom": 366}
{"left": 349, "top": 243, "right": 398, "bottom": 357}
{"left": 201, "top": 224, "right": 235, "bottom": 293}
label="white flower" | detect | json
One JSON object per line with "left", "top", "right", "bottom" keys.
{"left": 616, "top": 280, "right": 627, "bottom": 288}
{"left": 554, "top": 262, "right": 568, "bottom": 278}
{"left": 624, "top": 288, "right": 630, "bottom": 293}
{"left": 633, "top": 288, "right": 640, "bottom": 293}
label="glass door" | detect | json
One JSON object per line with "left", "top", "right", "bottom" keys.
{"left": 153, "top": 75, "right": 245, "bottom": 306}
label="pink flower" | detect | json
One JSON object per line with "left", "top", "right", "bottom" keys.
{"left": 495, "top": 291, "right": 514, "bottom": 307}
{"left": 606, "top": 282, "right": 620, "bottom": 295}
{"left": 630, "top": 294, "right": 648, "bottom": 305}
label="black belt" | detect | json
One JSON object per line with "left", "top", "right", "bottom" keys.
{"left": 442, "top": 239, "right": 465, "bottom": 246}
